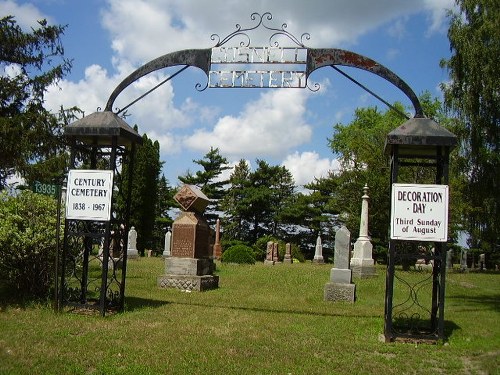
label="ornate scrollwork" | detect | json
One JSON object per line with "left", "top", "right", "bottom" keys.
{"left": 211, "top": 12, "right": 310, "bottom": 48}
{"left": 195, "top": 81, "right": 209, "bottom": 92}
{"left": 306, "top": 81, "right": 321, "bottom": 92}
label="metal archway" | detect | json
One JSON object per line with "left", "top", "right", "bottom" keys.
{"left": 104, "top": 12, "right": 423, "bottom": 118}
{"left": 63, "top": 13, "right": 454, "bottom": 340}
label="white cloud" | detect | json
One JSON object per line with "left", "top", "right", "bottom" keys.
{"left": 423, "top": 0, "right": 457, "bottom": 34}
{"left": 45, "top": 64, "right": 115, "bottom": 115}
{"left": 282, "top": 151, "right": 340, "bottom": 187}
{"left": 6, "top": 0, "right": 456, "bottom": 187}
{"left": 0, "top": 0, "right": 50, "bottom": 28}
{"left": 183, "top": 89, "right": 312, "bottom": 159}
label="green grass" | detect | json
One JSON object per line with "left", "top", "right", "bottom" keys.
{"left": 1, "top": 259, "right": 499, "bottom": 374}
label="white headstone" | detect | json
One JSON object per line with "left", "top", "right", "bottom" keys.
{"left": 324, "top": 226, "right": 355, "bottom": 302}
{"left": 460, "top": 249, "right": 468, "bottom": 271}
{"left": 313, "top": 235, "right": 324, "bottom": 263}
{"left": 163, "top": 230, "right": 172, "bottom": 257}
{"left": 350, "top": 184, "right": 375, "bottom": 277}
{"left": 127, "top": 226, "right": 139, "bottom": 259}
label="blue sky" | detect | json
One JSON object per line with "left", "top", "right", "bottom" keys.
{"left": 2, "top": 0, "right": 456, "bottom": 189}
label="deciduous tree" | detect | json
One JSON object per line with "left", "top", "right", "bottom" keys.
{"left": 440, "top": 0, "right": 500, "bottom": 258}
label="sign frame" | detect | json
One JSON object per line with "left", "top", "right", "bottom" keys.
{"left": 390, "top": 183, "right": 449, "bottom": 242}
{"left": 65, "top": 169, "right": 114, "bottom": 221}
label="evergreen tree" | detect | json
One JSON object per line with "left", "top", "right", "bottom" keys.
{"left": 440, "top": 0, "right": 500, "bottom": 258}
{"left": 219, "top": 159, "right": 252, "bottom": 242}
{"left": 119, "top": 131, "right": 162, "bottom": 255}
{"left": 152, "top": 175, "right": 176, "bottom": 253}
{"left": 178, "top": 147, "right": 231, "bottom": 224}
{"left": 220, "top": 159, "right": 297, "bottom": 244}
{"left": 0, "top": 16, "right": 73, "bottom": 188}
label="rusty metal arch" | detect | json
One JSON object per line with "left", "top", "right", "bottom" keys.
{"left": 104, "top": 48, "right": 424, "bottom": 119}
{"left": 306, "top": 48, "right": 424, "bottom": 118}
{"left": 105, "top": 49, "right": 212, "bottom": 112}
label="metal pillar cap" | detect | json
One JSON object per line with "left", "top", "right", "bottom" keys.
{"left": 64, "top": 111, "right": 143, "bottom": 147}
{"left": 385, "top": 117, "right": 457, "bottom": 156}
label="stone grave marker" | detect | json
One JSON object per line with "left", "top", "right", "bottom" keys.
{"left": 213, "top": 218, "right": 222, "bottom": 260}
{"left": 264, "top": 241, "right": 274, "bottom": 265}
{"left": 163, "top": 229, "right": 171, "bottom": 257}
{"left": 460, "top": 249, "right": 468, "bottom": 272}
{"left": 273, "top": 242, "right": 280, "bottom": 263}
{"left": 446, "top": 249, "right": 453, "bottom": 270}
{"left": 324, "top": 226, "right": 356, "bottom": 302}
{"left": 313, "top": 235, "right": 324, "bottom": 263}
{"left": 350, "top": 184, "right": 376, "bottom": 277}
{"left": 127, "top": 226, "right": 139, "bottom": 259}
{"left": 283, "top": 243, "right": 293, "bottom": 264}
{"left": 479, "top": 253, "right": 486, "bottom": 271}
{"left": 157, "top": 184, "right": 218, "bottom": 291}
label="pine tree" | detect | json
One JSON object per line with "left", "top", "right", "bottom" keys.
{"left": 0, "top": 16, "right": 73, "bottom": 188}
{"left": 178, "top": 147, "right": 231, "bottom": 225}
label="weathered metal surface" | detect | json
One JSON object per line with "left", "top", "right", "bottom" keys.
{"left": 385, "top": 117, "right": 457, "bottom": 155}
{"left": 105, "top": 49, "right": 211, "bottom": 111}
{"left": 307, "top": 48, "right": 424, "bottom": 117}
{"left": 64, "top": 111, "right": 142, "bottom": 146}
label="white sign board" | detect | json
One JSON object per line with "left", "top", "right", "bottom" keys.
{"left": 65, "top": 169, "right": 113, "bottom": 221}
{"left": 390, "top": 183, "right": 449, "bottom": 242}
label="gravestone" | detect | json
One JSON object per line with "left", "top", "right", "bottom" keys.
{"left": 350, "top": 185, "right": 376, "bottom": 278}
{"left": 283, "top": 243, "right": 293, "bottom": 264}
{"left": 479, "top": 253, "right": 486, "bottom": 271}
{"left": 460, "top": 249, "right": 468, "bottom": 272}
{"left": 213, "top": 218, "right": 222, "bottom": 260}
{"left": 446, "top": 249, "right": 453, "bottom": 270}
{"left": 163, "top": 229, "right": 171, "bottom": 257}
{"left": 157, "top": 184, "right": 218, "bottom": 291}
{"left": 324, "top": 226, "right": 356, "bottom": 302}
{"left": 127, "top": 226, "right": 139, "bottom": 259}
{"left": 264, "top": 241, "right": 274, "bottom": 265}
{"left": 313, "top": 235, "right": 324, "bottom": 263}
{"left": 272, "top": 242, "right": 280, "bottom": 263}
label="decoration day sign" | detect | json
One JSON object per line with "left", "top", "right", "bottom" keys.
{"left": 390, "top": 183, "right": 449, "bottom": 242}
{"left": 65, "top": 169, "right": 113, "bottom": 221}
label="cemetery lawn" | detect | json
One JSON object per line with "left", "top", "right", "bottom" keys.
{"left": 0, "top": 259, "right": 499, "bottom": 375}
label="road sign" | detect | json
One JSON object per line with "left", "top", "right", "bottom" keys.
{"left": 32, "top": 181, "right": 59, "bottom": 198}
{"left": 65, "top": 169, "right": 113, "bottom": 221}
{"left": 390, "top": 183, "right": 449, "bottom": 242}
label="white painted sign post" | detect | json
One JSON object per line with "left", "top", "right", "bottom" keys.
{"left": 65, "top": 169, "right": 114, "bottom": 221}
{"left": 390, "top": 183, "right": 449, "bottom": 242}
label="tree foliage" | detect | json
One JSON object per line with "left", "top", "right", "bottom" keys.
{"left": 178, "top": 147, "right": 231, "bottom": 225}
{"left": 0, "top": 191, "right": 59, "bottom": 299}
{"left": 220, "top": 159, "right": 297, "bottom": 245}
{"left": 119, "top": 132, "right": 162, "bottom": 254}
{"left": 0, "top": 16, "right": 72, "bottom": 188}
{"left": 440, "top": 0, "right": 500, "bottom": 254}
{"left": 318, "top": 94, "right": 459, "bottom": 261}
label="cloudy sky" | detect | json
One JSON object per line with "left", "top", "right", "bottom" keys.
{"left": 2, "top": 0, "right": 455, "bottom": 188}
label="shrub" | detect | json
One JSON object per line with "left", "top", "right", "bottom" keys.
{"left": 221, "top": 244, "right": 255, "bottom": 264}
{"left": 253, "top": 235, "right": 278, "bottom": 261}
{"left": 0, "top": 191, "right": 60, "bottom": 299}
{"left": 252, "top": 236, "right": 306, "bottom": 263}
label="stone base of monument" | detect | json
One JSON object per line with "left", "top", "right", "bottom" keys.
{"left": 264, "top": 259, "right": 275, "bottom": 266}
{"left": 157, "top": 257, "right": 218, "bottom": 291}
{"left": 127, "top": 249, "right": 139, "bottom": 260}
{"left": 313, "top": 257, "right": 325, "bottom": 264}
{"left": 350, "top": 259, "right": 376, "bottom": 278}
{"left": 99, "top": 256, "right": 123, "bottom": 270}
{"left": 158, "top": 274, "right": 219, "bottom": 291}
{"left": 324, "top": 282, "right": 356, "bottom": 302}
